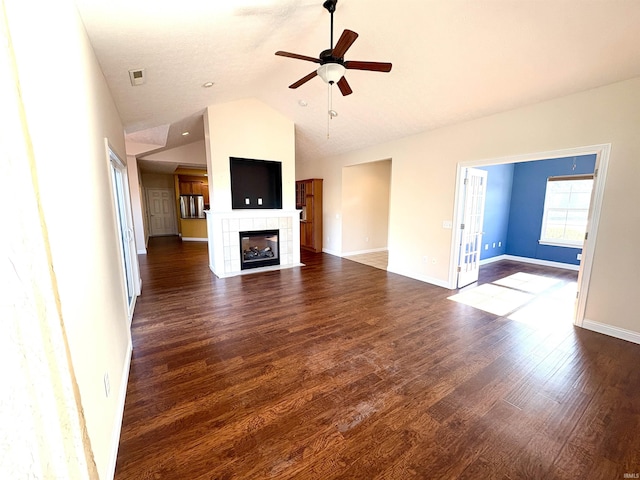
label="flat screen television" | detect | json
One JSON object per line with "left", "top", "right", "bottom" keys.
{"left": 230, "top": 157, "right": 282, "bottom": 210}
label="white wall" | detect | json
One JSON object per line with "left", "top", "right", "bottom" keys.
{"left": 5, "top": 0, "right": 133, "bottom": 477}
{"left": 341, "top": 160, "right": 391, "bottom": 254}
{"left": 300, "top": 77, "right": 640, "bottom": 339}
{"left": 204, "top": 98, "right": 296, "bottom": 212}
{"left": 127, "top": 155, "right": 147, "bottom": 254}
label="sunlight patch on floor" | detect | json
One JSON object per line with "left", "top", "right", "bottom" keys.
{"left": 448, "top": 283, "right": 534, "bottom": 316}
{"left": 493, "top": 272, "right": 560, "bottom": 293}
{"left": 448, "top": 273, "right": 576, "bottom": 324}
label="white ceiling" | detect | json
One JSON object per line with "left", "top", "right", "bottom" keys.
{"left": 75, "top": 0, "right": 640, "bottom": 166}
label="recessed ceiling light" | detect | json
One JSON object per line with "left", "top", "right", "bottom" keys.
{"left": 181, "top": 131, "right": 190, "bottom": 136}
{"left": 202, "top": 82, "right": 214, "bottom": 88}
{"left": 298, "top": 100, "right": 308, "bottom": 107}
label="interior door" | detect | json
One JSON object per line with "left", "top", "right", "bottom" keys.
{"left": 457, "top": 168, "right": 488, "bottom": 288}
{"left": 147, "top": 188, "right": 177, "bottom": 236}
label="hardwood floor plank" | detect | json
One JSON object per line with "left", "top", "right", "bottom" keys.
{"left": 114, "top": 237, "right": 640, "bottom": 479}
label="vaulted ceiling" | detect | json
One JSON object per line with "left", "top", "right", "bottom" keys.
{"left": 74, "top": 0, "right": 640, "bottom": 166}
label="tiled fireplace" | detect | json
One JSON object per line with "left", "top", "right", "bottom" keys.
{"left": 205, "top": 209, "right": 301, "bottom": 278}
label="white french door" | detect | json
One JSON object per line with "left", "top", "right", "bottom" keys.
{"left": 457, "top": 167, "right": 488, "bottom": 288}
{"left": 109, "top": 146, "right": 140, "bottom": 322}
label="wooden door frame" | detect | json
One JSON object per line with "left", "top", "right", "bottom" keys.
{"left": 448, "top": 144, "right": 610, "bottom": 326}
{"left": 146, "top": 188, "right": 178, "bottom": 236}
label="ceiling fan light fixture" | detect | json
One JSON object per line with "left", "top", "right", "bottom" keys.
{"left": 317, "top": 63, "right": 345, "bottom": 84}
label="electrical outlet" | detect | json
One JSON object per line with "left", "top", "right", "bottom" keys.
{"left": 485, "top": 244, "right": 489, "bottom": 250}
{"left": 442, "top": 220, "right": 453, "bottom": 229}
{"left": 245, "top": 198, "right": 250, "bottom": 205}
{"left": 577, "top": 253, "right": 582, "bottom": 261}
{"left": 431, "top": 258, "right": 437, "bottom": 264}
{"left": 103, "top": 373, "right": 110, "bottom": 398}
{"left": 422, "top": 256, "right": 428, "bottom": 264}
{"left": 498, "top": 241, "right": 502, "bottom": 247}
{"left": 365, "top": 236, "right": 369, "bottom": 243}
{"left": 493, "top": 242, "right": 496, "bottom": 248}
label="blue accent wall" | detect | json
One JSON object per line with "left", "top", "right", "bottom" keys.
{"left": 505, "top": 154, "right": 596, "bottom": 265}
{"left": 478, "top": 164, "right": 514, "bottom": 260}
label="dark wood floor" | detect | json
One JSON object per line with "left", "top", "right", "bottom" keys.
{"left": 115, "top": 237, "right": 640, "bottom": 479}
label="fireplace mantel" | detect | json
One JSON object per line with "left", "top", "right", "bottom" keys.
{"left": 205, "top": 209, "right": 302, "bottom": 278}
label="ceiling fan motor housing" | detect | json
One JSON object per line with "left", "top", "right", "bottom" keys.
{"left": 317, "top": 63, "right": 346, "bottom": 84}
{"left": 323, "top": 0, "right": 337, "bottom": 13}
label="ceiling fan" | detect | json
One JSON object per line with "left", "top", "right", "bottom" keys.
{"left": 275, "top": 0, "right": 392, "bottom": 96}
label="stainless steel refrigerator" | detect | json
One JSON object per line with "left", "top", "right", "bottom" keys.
{"left": 179, "top": 195, "right": 205, "bottom": 219}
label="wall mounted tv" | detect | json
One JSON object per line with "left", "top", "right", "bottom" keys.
{"left": 230, "top": 157, "right": 283, "bottom": 210}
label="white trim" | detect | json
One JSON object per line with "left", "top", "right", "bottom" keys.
{"left": 181, "top": 237, "right": 208, "bottom": 242}
{"left": 107, "top": 339, "right": 133, "bottom": 480}
{"left": 387, "top": 263, "right": 451, "bottom": 289}
{"left": 574, "top": 145, "right": 610, "bottom": 327}
{"left": 501, "top": 254, "right": 580, "bottom": 271}
{"left": 342, "top": 247, "right": 388, "bottom": 256}
{"left": 137, "top": 248, "right": 147, "bottom": 254}
{"left": 582, "top": 320, "right": 640, "bottom": 345}
{"left": 479, "top": 254, "right": 508, "bottom": 266}
{"left": 453, "top": 143, "right": 611, "bottom": 169}
{"left": 538, "top": 240, "right": 584, "bottom": 248}
{"left": 322, "top": 248, "right": 342, "bottom": 256}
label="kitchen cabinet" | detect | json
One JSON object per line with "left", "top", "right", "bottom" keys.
{"left": 296, "top": 178, "right": 323, "bottom": 253}
{"left": 178, "top": 177, "right": 209, "bottom": 206}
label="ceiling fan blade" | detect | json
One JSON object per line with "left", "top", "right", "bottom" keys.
{"left": 337, "top": 77, "right": 352, "bottom": 96}
{"left": 331, "top": 29, "right": 359, "bottom": 58}
{"left": 275, "top": 51, "right": 321, "bottom": 64}
{"left": 345, "top": 61, "right": 393, "bottom": 72}
{"left": 289, "top": 71, "right": 318, "bottom": 89}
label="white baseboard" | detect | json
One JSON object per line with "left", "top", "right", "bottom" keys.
{"left": 479, "top": 254, "right": 508, "bottom": 266}
{"left": 387, "top": 263, "right": 450, "bottom": 289}
{"left": 322, "top": 248, "right": 341, "bottom": 256}
{"left": 342, "top": 247, "right": 388, "bottom": 256}
{"left": 581, "top": 320, "right": 640, "bottom": 345}
{"left": 107, "top": 340, "right": 133, "bottom": 479}
{"left": 500, "top": 254, "right": 580, "bottom": 271}
{"left": 181, "top": 237, "right": 208, "bottom": 242}
{"left": 137, "top": 248, "right": 147, "bottom": 254}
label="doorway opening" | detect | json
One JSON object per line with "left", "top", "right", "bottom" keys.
{"left": 341, "top": 159, "right": 392, "bottom": 269}
{"left": 450, "top": 144, "right": 610, "bottom": 327}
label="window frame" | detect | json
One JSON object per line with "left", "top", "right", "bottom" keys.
{"left": 538, "top": 174, "right": 594, "bottom": 248}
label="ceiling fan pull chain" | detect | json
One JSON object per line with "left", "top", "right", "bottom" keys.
{"left": 327, "top": 82, "right": 331, "bottom": 139}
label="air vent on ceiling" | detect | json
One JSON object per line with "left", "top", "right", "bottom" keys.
{"left": 128, "top": 69, "right": 146, "bottom": 86}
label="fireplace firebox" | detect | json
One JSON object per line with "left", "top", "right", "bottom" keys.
{"left": 239, "top": 230, "right": 280, "bottom": 270}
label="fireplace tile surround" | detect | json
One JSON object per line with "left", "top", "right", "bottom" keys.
{"left": 205, "top": 209, "right": 302, "bottom": 278}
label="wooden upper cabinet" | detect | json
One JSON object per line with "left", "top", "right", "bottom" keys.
{"left": 178, "top": 177, "right": 207, "bottom": 198}
{"left": 296, "top": 179, "right": 323, "bottom": 253}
